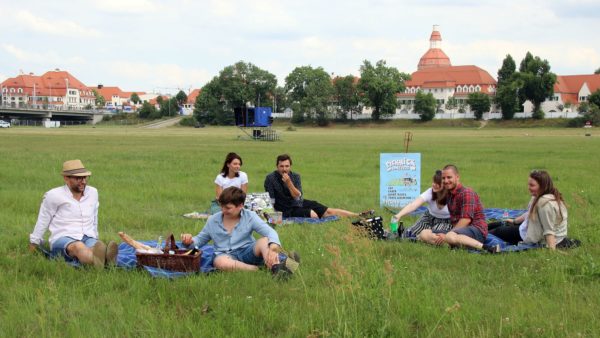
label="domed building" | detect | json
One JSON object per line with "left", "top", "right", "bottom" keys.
{"left": 397, "top": 25, "right": 497, "bottom": 118}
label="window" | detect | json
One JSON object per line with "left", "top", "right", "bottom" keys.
{"left": 18, "top": 88, "right": 23, "bottom": 93}
{"left": 475, "top": 85, "right": 481, "bottom": 92}
{"left": 10, "top": 88, "right": 15, "bottom": 93}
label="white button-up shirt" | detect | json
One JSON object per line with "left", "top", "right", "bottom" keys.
{"left": 29, "top": 185, "right": 99, "bottom": 246}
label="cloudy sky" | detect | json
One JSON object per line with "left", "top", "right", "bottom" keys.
{"left": 1, "top": 0, "right": 599, "bottom": 94}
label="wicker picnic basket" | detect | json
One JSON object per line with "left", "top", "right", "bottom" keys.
{"left": 135, "top": 234, "right": 201, "bottom": 272}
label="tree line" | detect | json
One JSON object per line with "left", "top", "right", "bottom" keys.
{"left": 93, "top": 53, "right": 600, "bottom": 125}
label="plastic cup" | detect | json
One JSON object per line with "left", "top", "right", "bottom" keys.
{"left": 269, "top": 211, "right": 283, "bottom": 225}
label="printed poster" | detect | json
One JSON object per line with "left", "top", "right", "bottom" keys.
{"left": 380, "top": 153, "right": 421, "bottom": 208}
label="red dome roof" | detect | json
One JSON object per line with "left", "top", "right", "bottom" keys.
{"left": 418, "top": 48, "right": 451, "bottom": 70}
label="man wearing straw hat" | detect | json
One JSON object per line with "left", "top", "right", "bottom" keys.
{"left": 28, "top": 159, "right": 118, "bottom": 268}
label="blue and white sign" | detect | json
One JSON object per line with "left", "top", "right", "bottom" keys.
{"left": 380, "top": 153, "right": 421, "bottom": 208}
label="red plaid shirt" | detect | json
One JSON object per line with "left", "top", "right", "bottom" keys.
{"left": 447, "top": 184, "right": 488, "bottom": 236}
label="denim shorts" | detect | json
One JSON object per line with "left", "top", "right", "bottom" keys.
{"left": 450, "top": 226, "right": 485, "bottom": 243}
{"left": 217, "top": 242, "right": 264, "bottom": 266}
{"left": 51, "top": 235, "right": 97, "bottom": 261}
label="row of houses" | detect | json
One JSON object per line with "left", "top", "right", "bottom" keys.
{"left": 0, "top": 69, "right": 200, "bottom": 115}
{"left": 2, "top": 26, "right": 599, "bottom": 119}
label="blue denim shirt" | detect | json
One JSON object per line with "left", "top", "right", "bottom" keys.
{"left": 189, "top": 209, "right": 280, "bottom": 255}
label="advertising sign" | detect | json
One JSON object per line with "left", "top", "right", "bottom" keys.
{"left": 380, "top": 153, "right": 421, "bottom": 208}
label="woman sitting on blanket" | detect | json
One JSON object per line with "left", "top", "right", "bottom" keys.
{"left": 393, "top": 170, "right": 452, "bottom": 240}
{"left": 182, "top": 187, "right": 299, "bottom": 275}
{"left": 215, "top": 152, "right": 248, "bottom": 198}
{"left": 490, "top": 170, "right": 569, "bottom": 249}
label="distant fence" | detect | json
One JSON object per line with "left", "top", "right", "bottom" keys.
{"left": 10, "top": 120, "right": 90, "bottom": 127}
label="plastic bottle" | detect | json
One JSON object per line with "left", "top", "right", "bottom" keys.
{"left": 502, "top": 209, "right": 509, "bottom": 226}
{"left": 390, "top": 216, "right": 399, "bottom": 234}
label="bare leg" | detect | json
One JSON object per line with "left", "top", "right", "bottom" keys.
{"left": 323, "top": 208, "right": 358, "bottom": 218}
{"left": 418, "top": 229, "right": 445, "bottom": 246}
{"left": 253, "top": 237, "right": 280, "bottom": 269}
{"left": 66, "top": 241, "right": 95, "bottom": 265}
{"left": 213, "top": 255, "right": 259, "bottom": 272}
{"left": 445, "top": 231, "right": 484, "bottom": 250}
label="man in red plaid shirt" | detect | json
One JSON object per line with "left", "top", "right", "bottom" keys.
{"left": 438, "top": 164, "right": 499, "bottom": 253}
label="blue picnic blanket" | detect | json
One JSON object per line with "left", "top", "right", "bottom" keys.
{"left": 406, "top": 207, "right": 540, "bottom": 253}
{"left": 284, "top": 215, "right": 339, "bottom": 224}
{"left": 39, "top": 240, "right": 215, "bottom": 278}
{"left": 410, "top": 206, "right": 526, "bottom": 220}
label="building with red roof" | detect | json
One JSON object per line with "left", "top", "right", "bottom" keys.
{"left": 94, "top": 85, "right": 146, "bottom": 111}
{"left": 182, "top": 88, "right": 201, "bottom": 115}
{"left": 1, "top": 69, "right": 95, "bottom": 109}
{"left": 396, "top": 25, "right": 497, "bottom": 117}
{"left": 531, "top": 74, "right": 600, "bottom": 114}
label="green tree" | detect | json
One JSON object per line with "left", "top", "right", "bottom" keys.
{"left": 414, "top": 91, "right": 436, "bottom": 121}
{"left": 445, "top": 96, "right": 458, "bottom": 115}
{"left": 130, "top": 92, "right": 141, "bottom": 104}
{"left": 138, "top": 101, "right": 157, "bottom": 119}
{"left": 156, "top": 95, "right": 164, "bottom": 106}
{"left": 587, "top": 89, "right": 600, "bottom": 109}
{"left": 285, "top": 66, "right": 333, "bottom": 125}
{"left": 194, "top": 80, "right": 232, "bottom": 125}
{"left": 175, "top": 90, "right": 188, "bottom": 105}
{"left": 497, "top": 54, "right": 516, "bottom": 87}
{"left": 595, "top": 67, "right": 600, "bottom": 75}
{"left": 92, "top": 89, "right": 105, "bottom": 108}
{"left": 578, "top": 102, "right": 590, "bottom": 114}
{"left": 495, "top": 54, "right": 520, "bottom": 120}
{"left": 271, "top": 86, "right": 289, "bottom": 113}
{"left": 516, "top": 52, "right": 557, "bottom": 116}
{"left": 333, "top": 75, "right": 361, "bottom": 120}
{"left": 160, "top": 97, "right": 179, "bottom": 116}
{"left": 193, "top": 61, "right": 276, "bottom": 125}
{"left": 467, "top": 92, "right": 491, "bottom": 120}
{"left": 358, "top": 60, "right": 410, "bottom": 120}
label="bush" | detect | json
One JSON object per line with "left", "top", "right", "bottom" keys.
{"left": 179, "top": 116, "right": 197, "bottom": 127}
{"left": 532, "top": 109, "right": 545, "bottom": 120}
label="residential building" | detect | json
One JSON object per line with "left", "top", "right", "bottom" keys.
{"left": 525, "top": 74, "right": 600, "bottom": 115}
{"left": 1, "top": 69, "right": 95, "bottom": 110}
{"left": 94, "top": 85, "right": 146, "bottom": 112}
{"left": 182, "top": 88, "right": 201, "bottom": 115}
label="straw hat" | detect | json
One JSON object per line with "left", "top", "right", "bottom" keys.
{"left": 62, "top": 159, "right": 92, "bottom": 177}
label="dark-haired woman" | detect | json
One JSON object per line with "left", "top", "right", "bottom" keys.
{"left": 214, "top": 152, "right": 248, "bottom": 199}
{"left": 393, "top": 170, "right": 451, "bottom": 239}
{"left": 491, "top": 170, "right": 568, "bottom": 249}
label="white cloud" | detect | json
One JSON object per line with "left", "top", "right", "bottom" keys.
{"left": 91, "top": 0, "right": 164, "bottom": 14}
{"left": 2, "top": 44, "right": 86, "bottom": 65}
{"left": 15, "top": 10, "right": 102, "bottom": 38}
{"left": 107, "top": 61, "right": 212, "bottom": 91}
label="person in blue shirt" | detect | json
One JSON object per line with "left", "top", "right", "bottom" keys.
{"left": 181, "top": 186, "right": 299, "bottom": 274}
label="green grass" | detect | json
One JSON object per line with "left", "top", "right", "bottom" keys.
{"left": 1, "top": 125, "right": 599, "bottom": 337}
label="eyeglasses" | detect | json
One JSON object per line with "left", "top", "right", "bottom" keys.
{"left": 68, "top": 176, "right": 89, "bottom": 181}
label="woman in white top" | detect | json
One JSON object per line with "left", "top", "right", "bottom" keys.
{"left": 215, "top": 152, "right": 248, "bottom": 199}
{"left": 393, "top": 170, "right": 451, "bottom": 239}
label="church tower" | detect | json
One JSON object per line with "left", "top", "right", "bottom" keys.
{"left": 417, "top": 25, "right": 452, "bottom": 70}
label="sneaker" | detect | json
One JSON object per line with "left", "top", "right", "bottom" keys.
{"left": 92, "top": 241, "right": 107, "bottom": 268}
{"left": 359, "top": 209, "right": 375, "bottom": 218}
{"left": 483, "top": 244, "right": 501, "bottom": 254}
{"left": 271, "top": 252, "right": 300, "bottom": 279}
{"left": 105, "top": 241, "right": 119, "bottom": 266}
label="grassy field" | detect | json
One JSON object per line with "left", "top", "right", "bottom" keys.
{"left": 1, "top": 124, "right": 599, "bottom": 337}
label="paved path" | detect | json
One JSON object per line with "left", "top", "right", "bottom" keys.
{"left": 141, "top": 116, "right": 183, "bottom": 129}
